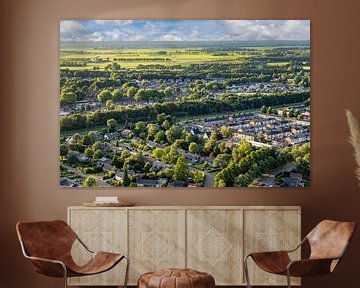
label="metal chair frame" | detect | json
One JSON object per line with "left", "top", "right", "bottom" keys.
{"left": 19, "top": 234, "right": 129, "bottom": 288}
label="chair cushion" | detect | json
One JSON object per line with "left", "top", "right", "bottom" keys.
{"left": 138, "top": 268, "right": 215, "bottom": 288}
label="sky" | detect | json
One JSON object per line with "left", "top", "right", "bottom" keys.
{"left": 60, "top": 20, "right": 310, "bottom": 42}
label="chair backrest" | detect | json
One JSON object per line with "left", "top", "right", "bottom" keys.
{"left": 16, "top": 220, "right": 77, "bottom": 261}
{"left": 307, "top": 220, "right": 356, "bottom": 261}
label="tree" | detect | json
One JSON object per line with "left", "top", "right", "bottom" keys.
{"left": 220, "top": 126, "right": 233, "bottom": 138}
{"left": 83, "top": 177, "right": 96, "bottom": 187}
{"left": 60, "top": 144, "right": 69, "bottom": 158}
{"left": 92, "top": 141, "right": 102, "bottom": 151}
{"left": 154, "top": 131, "right": 167, "bottom": 143}
{"left": 134, "top": 89, "right": 145, "bottom": 101}
{"left": 107, "top": 119, "right": 117, "bottom": 132}
{"left": 162, "top": 120, "right": 171, "bottom": 130}
{"left": 288, "top": 108, "right": 295, "bottom": 118}
{"left": 82, "top": 134, "right": 93, "bottom": 146}
{"left": 112, "top": 155, "right": 124, "bottom": 169}
{"left": 152, "top": 148, "right": 166, "bottom": 160}
{"left": 93, "top": 149, "right": 103, "bottom": 159}
{"left": 87, "top": 131, "right": 98, "bottom": 143}
{"left": 173, "top": 155, "right": 190, "bottom": 182}
{"left": 127, "top": 86, "right": 138, "bottom": 98}
{"left": 84, "top": 147, "right": 94, "bottom": 157}
{"left": 260, "top": 105, "right": 267, "bottom": 113}
{"left": 234, "top": 174, "right": 251, "bottom": 187}
{"left": 122, "top": 166, "right": 130, "bottom": 187}
{"left": 164, "top": 87, "right": 173, "bottom": 97}
{"left": 105, "top": 100, "right": 114, "bottom": 106}
{"left": 188, "top": 142, "right": 199, "bottom": 154}
{"left": 267, "top": 106, "right": 273, "bottom": 114}
{"left": 120, "top": 150, "right": 131, "bottom": 159}
{"left": 157, "top": 113, "right": 166, "bottom": 124}
{"left": 134, "top": 121, "right": 146, "bottom": 133}
{"left": 112, "top": 89, "right": 123, "bottom": 102}
{"left": 60, "top": 92, "right": 77, "bottom": 105}
{"left": 147, "top": 124, "right": 159, "bottom": 139}
{"left": 213, "top": 153, "right": 231, "bottom": 169}
{"left": 125, "top": 153, "right": 146, "bottom": 171}
{"left": 144, "top": 162, "right": 152, "bottom": 173}
{"left": 166, "top": 126, "right": 183, "bottom": 143}
{"left": 97, "top": 90, "right": 112, "bottom": 103}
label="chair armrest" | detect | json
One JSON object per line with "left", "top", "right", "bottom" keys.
{"left": 19, "top": 241, "right": 67, "bottom": 277}
{"left": 26, "top": 255, "right": 67, "bottom": 278}
{"left": 287, "top": 258, "right": 335, "bottom": 277}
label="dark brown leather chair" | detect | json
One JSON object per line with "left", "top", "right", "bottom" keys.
{"left": 244, "top": 220, "right": 356, "bottom": 288}
{"left": 16, "top": 220, "right": 129, "bottom": 288}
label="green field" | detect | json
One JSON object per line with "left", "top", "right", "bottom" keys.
{"left": 60, "top": 48, "right": 248, "bottom": 70}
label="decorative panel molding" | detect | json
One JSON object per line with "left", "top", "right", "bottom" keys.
{"left": 68, "top": 206, "right": 300, "bottom": 286}
{"left": 67, "top": 208, "right": 127, "bottom": 286}
{"left": 243, "top": 209, "right": 301, "bottom": 286}
{"left": 128, "top": 209, "right": 186, "bottom": 284}
{"left": 187, "top": 209, "right": 242, "bottom": 285}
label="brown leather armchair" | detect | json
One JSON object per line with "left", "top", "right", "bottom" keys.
{"left": 244, "top": 220, "right": 356, "bottom": 288}
{"left": 16, "top": 220, "right": 129, "bottom": 288}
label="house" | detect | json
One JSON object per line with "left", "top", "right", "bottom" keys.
{"left": 290, "top": 173, "right": 303, "bottom": 182}
{"left": 121, "top": 129, "right": 132, "bottom": 138}
{"left": 178, "top": 149, "right": 201, "bottom": 164}
{"left": 115, "top": 172, "right": 124, "bottom": 181}
{"left": 104, "top": 132, "right": 121, "bottom": 140}
{"left": 60, "top": 177, "right": 79, "bottom": 187}
{"left": 152, "top": 160, "right": 169, "bottom": 170}
{"left": 76, "top": 154, "right": 89, "bottom": 163}
{"left": 136, "top": 178, "right": 162, "bottom": 187}
{"left": 171, "top": 181, "right": 188, "bottom": 187}
{"left": 283, "top": 177, "right": 300, "bottom": 187}
{"left": 146, "top": 141, "right": 162, "bottom": 148}
{"left": 101, "top": 163, "right": 117, "bottom": 172}
{"left": 115, "top": 170, "right": 135, "bottom": 181}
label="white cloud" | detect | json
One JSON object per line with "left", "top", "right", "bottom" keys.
{"left": 128, "top": 34, "right": 146, "bottom": 41}
{"left": 221, "top": 20, "right": 310, "bottom": 40}
{"left": 161, "top": 34, "right": 182, "bottom": 41}
{"left": 60, "top": 20, "right": 310, "bottom": 42}
{"left": 94, "top": 20, "right": 133, "bottom": 26}
{"left": 60, "top": 20, "right": 87, "bottom": 40}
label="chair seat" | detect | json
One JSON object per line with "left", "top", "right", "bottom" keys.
{"left": 66, "top": 251, "right": 124, "bottom": 277}
{"left": 250, "top": 251, "right": 291, "bottom": 275}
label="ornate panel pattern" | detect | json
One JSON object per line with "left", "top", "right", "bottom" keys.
{"left": 128, "top": 209, "right": 186, "bottom": 284}
{"left": 243, "top": 209, "right": 301, "bottom": 286}
{"left": 68, "top": 206, "right": 300, "bottom": 286}
{"left": 68, "top": 208, "right": 127, "bottom": 286}
{"left": 187, "top": 209, "right": 243, "bottom": 285}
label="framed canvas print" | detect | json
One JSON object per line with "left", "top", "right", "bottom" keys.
{"left": 60, "top": 20, "right": 310, "bottom": 188}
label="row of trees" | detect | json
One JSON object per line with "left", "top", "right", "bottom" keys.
{"left": 213, "top": 141, "right": 310, "bottom": 187}
{"left": 61, "top": 92, "right": 310, "bottom": 131}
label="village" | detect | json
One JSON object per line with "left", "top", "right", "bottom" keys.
{"left": 60, "top": 102, "right": 310, "bottom": 188}
{"left": 60, "top": 78, "right": 310, "bottom": 116}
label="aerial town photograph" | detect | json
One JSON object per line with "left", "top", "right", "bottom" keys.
{"left": 59, "top": 20, "right": 310, "bottom": 188}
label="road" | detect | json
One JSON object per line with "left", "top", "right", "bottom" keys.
{"left": 203, "top": 170, "right": 219, "bottom": 187}
{"left": 61, "top": 164, "right": 113, "bottom": 187}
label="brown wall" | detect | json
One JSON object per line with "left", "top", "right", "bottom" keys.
{"left": 1, "top": 0, "right": 360, "bottom": 287}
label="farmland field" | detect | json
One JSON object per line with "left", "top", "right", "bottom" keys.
{"left": 60, "top": 20, "right": 310, "bottom": 188}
